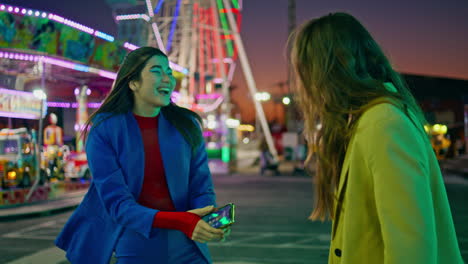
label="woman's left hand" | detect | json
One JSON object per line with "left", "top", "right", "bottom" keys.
{"left": 188, "top": 206, "right": 225, "bottom": 243}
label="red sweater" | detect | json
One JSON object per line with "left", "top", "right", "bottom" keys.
{"left": 134, "top": 114, "right": 200, "bottom": 238}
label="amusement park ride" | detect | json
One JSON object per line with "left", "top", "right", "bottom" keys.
{"left": 0, "top": 0, "right": 277, "bottom": 193}
{"left": 110, "top": 0, "right": 278, "bottom": 160}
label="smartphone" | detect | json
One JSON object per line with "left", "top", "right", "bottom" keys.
{"left": 202, "top": 203, "right": 235, "bottom": 229}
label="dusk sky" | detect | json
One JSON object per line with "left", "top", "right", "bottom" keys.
{"left": 1, "top": 0, "right": 467, "bottom": 123}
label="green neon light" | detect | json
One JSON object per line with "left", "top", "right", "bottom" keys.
{"left": 221, "top": 146, "right": 230, "bottom": 162}
{"left": 231, "top": 0, "right": 239, "bottom": 9}
{"left": 226, "top": 39, "right": 234, "bottom": 56}
{"left": 216, "top": 0, "right": 234, "bottom": 57}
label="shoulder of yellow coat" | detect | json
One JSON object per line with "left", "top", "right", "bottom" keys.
{"left": 357, "top": 102, "right": 404, "bottom": 131}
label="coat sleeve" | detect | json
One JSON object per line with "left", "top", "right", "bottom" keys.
{"left": 363, "top": 105, "right": 437, "bottom": 264}
{"left": 188, "top": 136, "right": 217, "bottom": 210}
{"left": 86, "top": 121, "right": 158, "bottom": 239}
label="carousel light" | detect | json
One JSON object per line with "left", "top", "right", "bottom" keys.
{"left": 94, "top": 31, "right": 115, "bottom": 42}
{"left": 124, "top": 42, "right": 140, "bottom": 51}
{"left": 116, "top": 14, "right": 150, "bottom": 22}
{"left": 98, "top": 70, "right": 117, "bottom": 80}
{"left": 50, "top": 14, "right": 65, "bottom": 23}
{"left": 48, "top": 102, "right": 71, "bottom": 108}
{"left": 47, "top": 102, "right": 101, "bottom": 109}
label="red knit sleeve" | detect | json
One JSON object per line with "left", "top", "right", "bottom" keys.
{"left": 152, "top": 212, "right": 201, "bottom": 239}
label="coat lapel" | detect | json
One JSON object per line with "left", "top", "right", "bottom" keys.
{"left": 158, "top": 112, "right": 186, "bottom": 211}
{"left": 125, "top": 112, "right": 146, "bottom": 197}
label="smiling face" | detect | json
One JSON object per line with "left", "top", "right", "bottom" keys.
{"left": 129, "top": 55, "right": 176, "bottom": 117}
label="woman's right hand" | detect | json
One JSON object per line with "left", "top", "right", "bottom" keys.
{"left": 188, "top": 206, "right": 224, "bottom": 243}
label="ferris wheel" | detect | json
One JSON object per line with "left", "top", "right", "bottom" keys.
{"left": 142, "top": 0, "right": 241, "bottom": 109}
{"left": 110, "top": 0, "right": 278, "bottom": 160}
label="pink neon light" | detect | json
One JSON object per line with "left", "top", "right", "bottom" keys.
{"left": 43, "top": 57, "right": 75, "bottom": 69}
{"left": 87, "top": 103, "right": 102, "bottom": 108}
{"left": 116, "top": 14, "right": 150, "bottom": 22}
{"left": 3, "top": 3, "right": 96, "bottom": 36}
{"left": 151, "top": 22, "right": 166, "bottom": 54}
{"left": 146, "top": 0, "right": 154, "bottom": 17}
{"left": 0, "top": 111, "right": 38, "bottom": 120}
{"left": 0, "top": 50, "right": 118, "bottom": 80}
{"left": 47, "top": 102, "right": 102, "bottom": 109}
{"left": 124, "top": 42, "right": 140, "bottom": 51}
{"left": 203, "top": 131, "right": 213, "bottom": 137}
{"left": 98, "top": 70, "right": 117, "bottom": 79}
{"left": 227, "top": 62, "right": 236, "bottom": 82}
{"left": 50, "top": 14, "right": 65, "bottom": 23}
{"left": 196, "top": 93, "right": 222, "bottom": 100}
{"left": 0, "top": 87, "right": 36, "bottom": 97}
{"left": 48, "top": 102, "right": 71, "bottom": 108}
{"left": 171, "top": 91, "right": 181, "bottom": 103}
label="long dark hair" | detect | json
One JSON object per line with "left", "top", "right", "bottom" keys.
{"left": 82, "top": 47, "right": 203, "bottom": 151}
{"left": 290, "top": 13, "right": 427, "bottom": 221}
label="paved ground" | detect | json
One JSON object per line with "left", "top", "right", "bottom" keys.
{"left": 0, "top": 173, "right": 467, "bottom": 264}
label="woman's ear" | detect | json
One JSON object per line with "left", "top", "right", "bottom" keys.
{"left": 129, "top": 80, "right": 139, "bottom": 92}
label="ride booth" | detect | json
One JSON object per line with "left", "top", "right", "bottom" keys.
{"left": 0, "top": 88, "right": 88, "bottom": 207}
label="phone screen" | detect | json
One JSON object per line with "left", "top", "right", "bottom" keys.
{"left": 202, "top": 203, "right": 235, "bottom": 229}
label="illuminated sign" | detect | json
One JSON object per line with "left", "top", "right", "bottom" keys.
{"left": 0, "top": 88, "right": 43, "bottom": 119}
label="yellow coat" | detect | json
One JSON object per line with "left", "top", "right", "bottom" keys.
{"left": 329, "top": 101, "right": 464, "bottom": 264}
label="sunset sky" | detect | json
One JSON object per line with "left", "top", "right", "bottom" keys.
{"left": 1, "top": 0, "right": 467, "bottom": 124}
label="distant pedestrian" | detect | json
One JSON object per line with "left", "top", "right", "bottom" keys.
{"left": 55, "top": 47, "right": 226, "bottom": 264}
{"left": 259, "top": 137, "right": 280, "bottom": 176}
{"left": 290, "top": 12, "right": 464, "bottom": 263}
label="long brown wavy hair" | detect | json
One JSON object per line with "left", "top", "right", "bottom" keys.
{"left": 289, "top": 13, "right": 426, "bottom": 221}
{"left": 82, "top": 47, "right": 203, "bottom": 151}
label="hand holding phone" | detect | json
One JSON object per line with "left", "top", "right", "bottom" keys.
{"left": 202, "top": 203, "right": 236, "bottom": 229}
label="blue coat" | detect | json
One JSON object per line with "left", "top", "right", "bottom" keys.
{"left": 55, "top": 111, "right": 216, "bottom": 264}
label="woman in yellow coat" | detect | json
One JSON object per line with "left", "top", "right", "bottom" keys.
{"left": 290, "top": 13, "right": 464, "bottom": 263}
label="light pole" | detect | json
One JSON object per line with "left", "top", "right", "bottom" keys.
{"left": 26, "top": 89, "right": 47, "bottom": 202}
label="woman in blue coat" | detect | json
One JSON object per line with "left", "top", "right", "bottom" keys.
{"left": 55, "top": 47, "right": 225, "bottom": 264}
